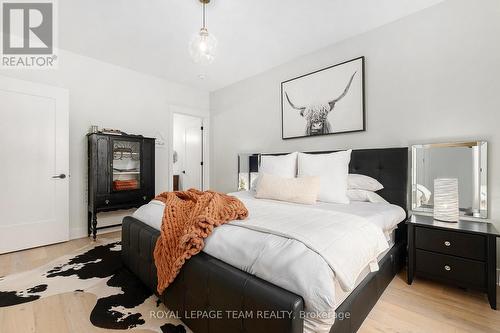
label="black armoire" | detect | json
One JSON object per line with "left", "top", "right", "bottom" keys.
{"left": 87, "top": 133, "right": 155, "bottom": 239}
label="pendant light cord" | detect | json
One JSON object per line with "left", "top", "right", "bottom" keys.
{"left": 202, "top": 3, "right": 206, "bottom": 29}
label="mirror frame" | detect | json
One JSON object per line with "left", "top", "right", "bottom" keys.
{"left": 411, "top": 141, "right": 488, "bottom": 219}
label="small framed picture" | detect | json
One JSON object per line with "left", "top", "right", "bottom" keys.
{"left": 281, "top": 56, "right": 365, "bottom": 140}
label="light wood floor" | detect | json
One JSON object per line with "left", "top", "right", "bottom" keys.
{"left": 1, "top": 234, "right": 499, "bottom": 333}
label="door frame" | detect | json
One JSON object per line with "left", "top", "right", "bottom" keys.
{"left": 0, "top": 75, "right": 69, "bottom": 253}
{"left": 168, "top": 106, "right": 209, "bottom": 191}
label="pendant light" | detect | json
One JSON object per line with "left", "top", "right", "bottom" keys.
{"left": 189, "top": 0, "right": 217, "bottom": 65}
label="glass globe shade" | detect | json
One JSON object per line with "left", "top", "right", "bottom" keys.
{"left": 189, "top": 28, "right": 217, "bottom": 65}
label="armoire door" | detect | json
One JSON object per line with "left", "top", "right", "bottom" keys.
{"left": 0, "top": 76, "right": 69, "bottom": 254}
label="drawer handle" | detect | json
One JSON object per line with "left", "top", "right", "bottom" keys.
{"left": 444, "top": 241, "right": 451, "bottom": 247}
{"left": 105, "top": 200, "right": 110, "bottom": 205}
{"left": 444, "top": 265, "right": 451, "bottom": 271}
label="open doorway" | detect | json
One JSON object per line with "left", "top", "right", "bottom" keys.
{"left": 172, "top": 113, "right": 204, "bottom": 191}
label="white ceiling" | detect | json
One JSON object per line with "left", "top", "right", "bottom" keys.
{"left": 59, "top": 0, "right": 444, "bottom": 92}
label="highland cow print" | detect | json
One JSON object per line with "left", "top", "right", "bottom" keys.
{"left": 285, "top": 71, "right": 357, "bottom": 136}
{"left": 281, "top": 56, "right": 365, "bottom": 139}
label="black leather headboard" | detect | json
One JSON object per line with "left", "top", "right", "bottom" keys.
{"left": 260, "top": 148, "right": 409, "bottom": 211}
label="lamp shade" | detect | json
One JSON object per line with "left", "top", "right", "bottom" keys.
{"left": 189, "top": 28, "right": 217, "bottom": 65}
{"left": 433, "top": 178, "right": 459, "bottom": 222}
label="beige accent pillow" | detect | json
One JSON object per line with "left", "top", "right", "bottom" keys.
{"left": 255, "top": 173, "right": 320, "bottom": 205}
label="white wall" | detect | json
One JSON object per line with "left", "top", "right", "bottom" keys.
{"left": 1, "top": 49, "right": 209, "bottom": 239}
{"left": 210, "top": 0, "right": 500, "bottom": 261}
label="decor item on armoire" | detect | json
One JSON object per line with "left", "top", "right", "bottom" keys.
{"left": 281, "top": 56, "right": 365, "bottom": 139}
{"left": 87, "top": 133, "right": 155, "bottom": 240}
{"left": 433, "top": 178, "right": 459, "bottom": 222}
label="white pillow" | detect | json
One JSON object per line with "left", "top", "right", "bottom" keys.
{"left": 297, "top": 150, "right": 352, "bottom": 204}
{"left": 348, "top": 174, "right": 384, "bottom": 192}
{"left": 259, "top": 152, "right": 297, "bottom": 178}
{"left": 347, "top": 189, "right": 388, "bottom": 203}
{"left": 255, "top": 173, "right": 320, "bottom": 205}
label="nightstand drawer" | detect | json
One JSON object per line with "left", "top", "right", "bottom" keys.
{"left": 416, "top": 249, "right": 486, "bottom": 289}
{"left": 415, "top": 227, "right": 486, "bottom": 261}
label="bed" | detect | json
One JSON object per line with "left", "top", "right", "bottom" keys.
{"left": 121, "top": 147, "right": 408, "bottom": 333}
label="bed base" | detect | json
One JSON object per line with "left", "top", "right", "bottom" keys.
{"left": 122, "top": 216, "right": 406, "bottom": 333}
{"left": 122, "top": 147, "right": 408, "bottom": 332}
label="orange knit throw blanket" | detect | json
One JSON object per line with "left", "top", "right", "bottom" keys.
{"left": 153, "top": 189, "right": 248, "bottom": 294}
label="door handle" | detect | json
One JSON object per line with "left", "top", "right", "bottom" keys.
{"left": 52, "top": 174, "right": 67, "bottom": 179}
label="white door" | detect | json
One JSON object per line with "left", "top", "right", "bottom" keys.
{"left": 183, "top": 125, "right": 203, "bottom": 190}
{"left": 0, "top": 76, "right": 69, "bottom": 254}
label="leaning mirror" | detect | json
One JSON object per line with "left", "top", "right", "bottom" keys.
{"left": 237, "top": 153, "right": 259, "bottom": 191}
{"left": 412, "top": 141, "right": 487, "bottom": 218}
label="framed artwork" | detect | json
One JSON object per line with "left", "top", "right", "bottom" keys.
{"left": 281, "top": 56, "right": 365, "bottom": 140}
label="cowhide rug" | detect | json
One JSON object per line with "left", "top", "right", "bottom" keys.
{"left": 0, "top": 240, "right": 190, "bottom": 333}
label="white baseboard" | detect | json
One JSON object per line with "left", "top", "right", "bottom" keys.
{"left": 70, "top": 226, "right": 122, "bottom": 240}
{"left": 70, "top": 227, "right": 88, "bottom": 240}
{"left": 97, "top": 226, "right": 122, "bottom": 236}
{"left": 69, "top": 211, "right": 130, "bottom": 240}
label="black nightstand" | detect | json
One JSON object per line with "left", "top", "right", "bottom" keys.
{"left": 406, "top": 215, "right": 500, "bottom": 309}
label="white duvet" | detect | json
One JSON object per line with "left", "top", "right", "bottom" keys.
{"left": 133, "top": 191, "right": 405, "bottom": 333}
